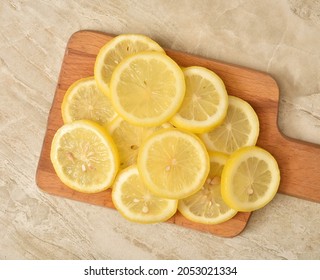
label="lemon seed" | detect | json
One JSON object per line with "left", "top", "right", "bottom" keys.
{"left": 142, "top": 206, "right": 149, "bottom": 213}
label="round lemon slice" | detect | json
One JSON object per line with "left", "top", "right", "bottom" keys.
{"left": 200, "top": 95, "right": 260, "bottom": 154}
{"left": 94, "top": 34, "right": 165, "bottom": 97}
{"left": 137, "top": 128, "right": 210, "bottom": 199}
{"left": 50, "top": 120, "right": 119, "bottom": 193}
{"left": 110, "top": 51, "right": 186, "bottom": 127}
{"left": 61, "top": 77, "right": 117, "bottom": 127}
{"left": 170, "top": 66, "right": 228, "bottom": 133}
{"left": 108, "top": 116, "right": 171, "bottom": 169}
{"left": 221, "top": 146, "right": 280, "bottom": 212}
{"left": 112, "top": 165, "right": 178, "bottom": 223}
{"left": 178, "top": 152, "right": 237, "bottom": 224}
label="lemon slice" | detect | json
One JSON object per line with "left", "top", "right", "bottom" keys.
{"left": 94, "top": 34, "right": 165, "bottom": 97}
{"left": 200, "top": 95, "right": 259, "bottom": 154}
{"left": 112, "top": 165, "right": 178, "bottom": 223}
{"left": 170, "top": 66, "right": 228, "bottom": 133}
{"left": 221, "top": 146, "right": 280, "bottom": 212}
{"left": 61, "top": 77, "right": 117, "bottom": 127}
{"left": 108, "top": 116, "right": 171, "bottom": 169}
{"left": 50, "top": 120, "right": 119, "bottom": 193}
{"left": 178, "top": 152, "right": 237, "bottom": 224}
{"left": 110, "top": 51, "right": 186, "bottom": 127}
{"left": 137, "top": 128, "right": 210, "bottom": 199}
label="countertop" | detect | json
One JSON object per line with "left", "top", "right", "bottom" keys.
{"left": 1, "top": 0, "right": 319, "bottom": 259}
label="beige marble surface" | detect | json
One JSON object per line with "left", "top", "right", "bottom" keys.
{"left": 1, "top": 0, "right": 320, "bottom": 259}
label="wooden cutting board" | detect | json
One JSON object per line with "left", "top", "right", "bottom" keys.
{"left": 36, "top": 31, "right": 320, "bottom": 238}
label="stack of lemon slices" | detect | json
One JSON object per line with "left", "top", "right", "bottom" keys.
{"left": 50, "top": 34, "right": 280, "bottom": 225}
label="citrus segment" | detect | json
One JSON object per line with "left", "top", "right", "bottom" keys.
{"left": 170, "top": 66, "right": 228, "bottom": 133}
{"left": 94, "top": 34, "right": 164, "bottom": 97}
{"left": 110, "top": 51, "right": 185, "bottom": 127}
{"left": 221, "top": 146, "right": 280, "bottom": 212}
{"left": 61, "top": 77, "right": 117, "bottom": 127}
{"left": 112, "top": 165, "right": 178, "bottom": 223}
{"left": 178, "top": 152, "right": 237, "bottom": 224}
{"left": 108, "top": 116, "right": 171, "bottom": 169}
{"left": 200, "top": 95, "right": 259, "bottom": 154}
{"left": 50, "top": 120, "right": 119, "bottom": 193}
{"left": 137, "top": 128, "right": 210, "bottom": 199}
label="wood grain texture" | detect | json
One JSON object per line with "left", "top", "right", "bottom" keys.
{"left": 36, "top": 30, "right": 320, "bottom": 238}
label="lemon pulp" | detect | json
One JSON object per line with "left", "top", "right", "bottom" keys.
{"left": 137, "top": 128, "right": 210, "bottom": 199}
{"left": 108, "top": 116, "right": 170, "bottom": 169}
{"left": 112, "top": 165, "right": 177, "bottom": 223}
{"left": 62, "top": 77, "right": 117, "bottom": 127}
{"left": 178, "top": 152, "right": 237, "bottom": 224}
{"left": 221, "top": 146, "right": 280, "bottom": 212}
{"left": 171, "top": 66, "right": 228, "bottom": 133}
{"left": 110, "top": 51, "right": 185, "bottom": 127}
{"left": 50, "top": 120, "right": 119, "bottom": 193}
{"left": 200, "top": 95, "right": 259, "bottom": 154}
